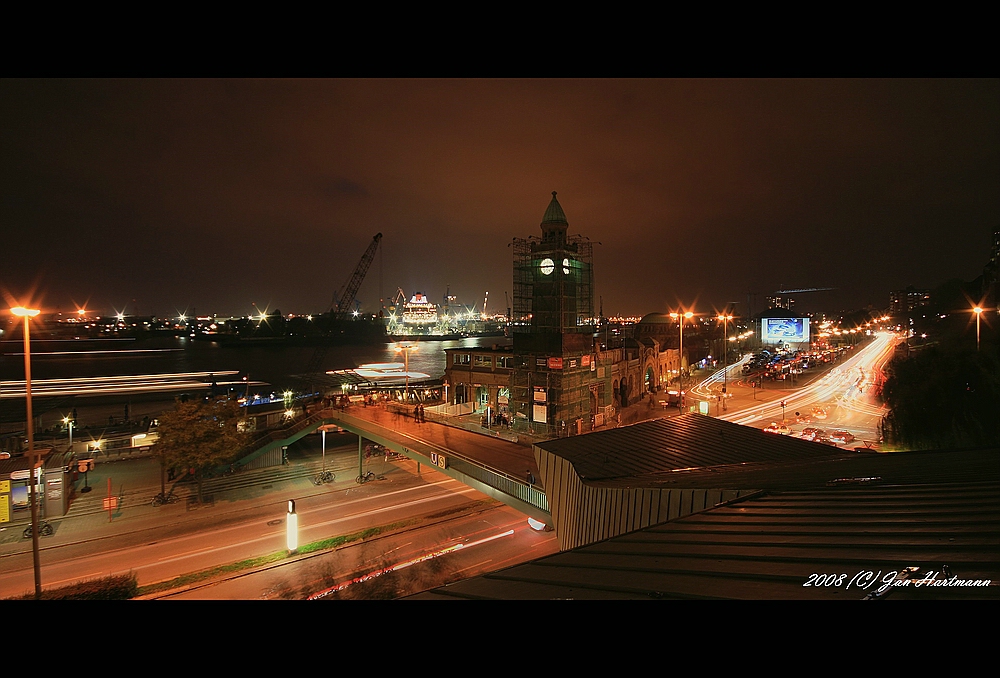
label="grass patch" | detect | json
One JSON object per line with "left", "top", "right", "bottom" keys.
{"left": 135, "top": 519, "right": 416, "bottom": 597}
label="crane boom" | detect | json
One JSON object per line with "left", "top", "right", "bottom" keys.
{"left": 332, "top": 233, "right": 382, "bottom": 319}
{"left": 775, "top": 287, "right": 835, "bottom": 294}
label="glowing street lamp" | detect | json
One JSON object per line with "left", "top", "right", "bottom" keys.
{"left": 717, "top": 313, "right": 733, "bottom": 409}
{"left": 395, "top": 342, "right": 417, "bottom": 402}
{"left": 12, "top": 306, "right": 43, "bottom": 599}
{"left": 63, "top": 416, "right": 74, "bottom": 450}
{"left": 973, "top": 306, "right": 982, "bottom": 351}
{"left": 669, "top": 310, "right": 694, "bottom": 412}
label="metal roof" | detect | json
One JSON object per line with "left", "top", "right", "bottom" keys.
{"left": 541, "top": 191, "right": 568, "bottom": 225}
{"left": 410, "top": 448, "right": 1000, "bottom": 600}
{"left": 535, "top": 414, "right": 850, "bottom": 486}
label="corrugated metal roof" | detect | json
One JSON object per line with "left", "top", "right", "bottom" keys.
{"left": 411, "top": 457, "right": 1000, "bottom": 600}
{"left": 535, "top": 414, "right": 850, "bottom": 484}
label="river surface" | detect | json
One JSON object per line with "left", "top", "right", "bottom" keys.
{"left": 1, "top": 335, "right": 509, "bottom": 386}
{"left": 0, "top": 336, "right": 510, "bottom": 428}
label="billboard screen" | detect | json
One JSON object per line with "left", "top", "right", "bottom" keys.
{"left": 763, "top": 318, "right": 810, "bottom": 344}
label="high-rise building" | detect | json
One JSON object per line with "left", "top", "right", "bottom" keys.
{"left": 889, "top": 287, "right": 931, "bottom": 314}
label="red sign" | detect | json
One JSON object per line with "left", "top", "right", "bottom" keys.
{"left": 581, "top": 355, "right": 591, "bottom": 366}
{"left": 102, "top": 497, "right": 118, "bottom": 510}
{"left": 547, "top": 357, "right": 563, "bottom": 369}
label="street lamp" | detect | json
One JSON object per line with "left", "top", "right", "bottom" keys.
{"left": 669, "top": 310, "right": 694, "bottom": 412}
{"left": 63, "top": 416, "right": 74, "bottom": 450}
{"left": 12, "top": 306, "right": 42, "bottom": 599}
{"left": 974, "top": 306, "right": 982, "bottom": 352}
{"left": 717, "top": 313, "right": 733, "bottom": 410}
{"left": 395, "top": 342, "right": 417, "bottom": 402}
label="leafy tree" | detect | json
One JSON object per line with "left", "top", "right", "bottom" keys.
{"left": 153, "top": 398, "right": 249, "bottom": 503}
{"left": 882, "top": 344, "right": 1000, "bottom": 450}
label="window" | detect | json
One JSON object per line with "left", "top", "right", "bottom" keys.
{"left": 454, "top": 353, "right": 470, "bottom": 365}
{"left": 474, "top": 355, "right": 492, "bottom": 368}
{"left": 496, "top": 356, "right": 512, "bottom": 369}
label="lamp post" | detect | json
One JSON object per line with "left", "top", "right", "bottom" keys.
{"left": 974, "top": 307, "right": 982, "bottom": 352}
{"left": 395, "top": 342, "right": 417, "bottom": 403}
{"left": 717, "top": 313, "right": 733, "bottom": 410}
{"left": 12, "top": 306, "right": 42, "bottom": 599}
{"left": 63, "top": 416, "right": 74, "bottom": 451}
{"left": 669, "top": 310, "right": 694, "bottom": 412}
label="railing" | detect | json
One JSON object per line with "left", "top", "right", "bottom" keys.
{"left": 330, "top": 408, "right": 548, "bottom": 515}
{"left": 212, "top": 405, "right": 549, "bottom": 515}
{"left": 446, "top": 455, "right": 548, "bottom": 512}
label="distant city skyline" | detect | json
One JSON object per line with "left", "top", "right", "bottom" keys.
{"left": 2, "top": 79, "right": 997, "bottom": 318}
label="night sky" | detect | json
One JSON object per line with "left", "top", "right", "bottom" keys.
{"left": 2, "top": 79, "right": 997, "bottom": 319}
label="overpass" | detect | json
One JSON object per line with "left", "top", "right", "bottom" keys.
{"left": 232, "top": 406, "right": 550, "bottom": 525}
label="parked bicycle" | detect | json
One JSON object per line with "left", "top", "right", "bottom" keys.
{"left": 356, "top": 470, "right": 375, "bottom": 484}
{"left": 313, "top": 470, "right": 336, "bottom": 485}
{"left": 151, "top": 489, "right": 180, "bottom": 507}
{"left": 23, "top": 521, "right": 54, "bottom": 539}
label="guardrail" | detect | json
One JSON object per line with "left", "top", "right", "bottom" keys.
{"left": 327, "top": 408, "right": 549, "bottom": 515}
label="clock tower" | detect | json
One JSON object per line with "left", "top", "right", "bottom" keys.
{"left": 511, "top": 192, "right": 597, "bottom": 436}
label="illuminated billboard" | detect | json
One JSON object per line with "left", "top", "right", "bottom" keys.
{"left": 763, "top": 317, "right": 810, "bottom": 344}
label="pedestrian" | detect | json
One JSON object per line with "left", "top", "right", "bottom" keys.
{"left": 418, "top": 403, "right": 425, "bottom": 422}
{"left": 526, "top": 469, "right": 535, "bottom": 485}
{"left": 414, "top": 405, "right": 420, "bottom": 421}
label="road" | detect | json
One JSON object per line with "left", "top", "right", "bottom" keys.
{"left": 155, "top": 503, "right": 557, "bottom": 599}
{"left": 699, "top": 332, "right": 899, "bottom": 446}
{"left": 0, "top": 435, "right": 556, "bottom": 600}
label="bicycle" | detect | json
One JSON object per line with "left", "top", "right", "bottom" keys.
{"left": 23, "top": 521, "right": 54, "bottom": 539}
{"left": 356, "top": 470, "right": 375, "bottom": 484}
{"left": 151, "top": 489, "right": 180, "bottom": 507}
{"left": 313, "top": 470, "right": 336, "bottom": 485}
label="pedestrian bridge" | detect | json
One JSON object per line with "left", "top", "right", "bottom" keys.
{"left": 232, "top": 407, "right": 550, "bottom": 524}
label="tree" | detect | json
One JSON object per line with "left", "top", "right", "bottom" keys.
{"left": 153, "top": 398, "right": 249, "bottom": 503}
{"left": 882, "top": 344, "right": 1000, "bottom": 450}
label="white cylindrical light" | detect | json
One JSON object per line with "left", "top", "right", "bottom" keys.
{"left": 286, "top": 499, "right": 298, "bottom": 552}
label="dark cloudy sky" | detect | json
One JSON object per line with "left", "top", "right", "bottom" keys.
{"left": 2, "top": 79, "right": 997, "bottom": 319}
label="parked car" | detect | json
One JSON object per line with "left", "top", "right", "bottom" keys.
{"left": 763, "top": 422, "right": 790, "bottom": 435}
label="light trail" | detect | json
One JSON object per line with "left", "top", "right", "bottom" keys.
{"left": 720, "top": 332, "right": 898, "bottom": 428}
{"left": 307, "top": 529, "right": 516, "bottom": 599}
{"left": 690, "top": 354, "right": 752, "bottom": 398}
{"left": 0, "top": 370, "right": 241, "bottom": 398}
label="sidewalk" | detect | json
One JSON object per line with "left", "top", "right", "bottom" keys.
{"left": 0, "top": 440, "right": 350, "bottom": 556}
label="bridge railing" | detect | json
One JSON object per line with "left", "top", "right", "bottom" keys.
{"left": 225, "top": 406, "right": 550, "bottom": 514}
{"left": 330, "top": 407, "right": 549, "bottom": 514}
{"left": 446, "top": 455, "right": 549, "bottom": 512}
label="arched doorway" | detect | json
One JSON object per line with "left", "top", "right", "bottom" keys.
{"left": 644, "top": 366, "right": 654, "bottom": 393}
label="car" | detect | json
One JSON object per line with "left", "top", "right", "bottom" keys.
{"left": 800, "top": 427, "right": 825, "bottom": 441}
{"left": 812, "top": 407, "right": 828, "bottom": 420}
{"left": 763, "top": 422, "right": 790, "bottom": 435}
{"left": 830, "top": 430, "right": 856, "bottom": 444}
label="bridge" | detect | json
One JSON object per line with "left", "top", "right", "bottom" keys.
{"left": 232, "top": 406, "right": 550, "bottom": 525}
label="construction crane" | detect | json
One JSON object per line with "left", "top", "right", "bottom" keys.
{"left": 775, "top": 287, "right": 835, "bottom": 294}
{"left": 306, "top": 233, "right": 382, "bottom": 375}
{"left": 329, "top": 233, "right": 382, "bottom": 320}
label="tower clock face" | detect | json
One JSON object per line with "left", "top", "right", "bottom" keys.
{"left": 540, "top": 258, "right": 555, "bottom": 275}
{"left": 562, "top": 258, "right": 571, "bottom": 274}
